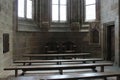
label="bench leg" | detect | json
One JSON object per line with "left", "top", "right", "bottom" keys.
{"left": 59, "top": 69, "right": 63, "bottom": 75}
{"left": 117, "top": 76, "right": 120, "bottom": 80}
{"left": 21, "top": 70, "right": 26, "bottom": 76}
{"left": 83, "top": 61, "right": 86, "bottom": 63}
{"left": 15, "top": 70, "right": 18, "bottom": 77}
{"left": 83, "top": 55, "right": 85, "bottom": 59}
{"left": 93, "top": 61, "right": 95, "bottom": 63}
{"left": 57, "top": 62, "right": 59, "bottom": 65}
{"left": 92, "top": 67, "right": 97, "bottom": 72}
{"left": 57, "top": 62, "right": 62, "bottom": 65}
{"left": 23, "top": 63, "right": 25, "bottom": 66}
{"left": 28, "top": 62, "right": 32, "bottom": 65}
{"left": 101, "top": 66, "right": 104, "bottom": 72}
{"left": 103, "top": 77, "right": 107, "bottom": 80}
{"left": 30, "top": 57, "right": 32, "bottom": 60}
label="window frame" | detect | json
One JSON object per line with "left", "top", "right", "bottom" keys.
{"left": 51, "top": 0, "right": 67, "bottom": 23}
{"left": 82, "top": 0, "right": 100, "bottom": 23}
{"left": 18, "top": 0, "right": 33, "bottom": 21}
{"left": 84, "top": 0, "right": 96, "bottom": 22}
{"left": 15, "top": 0, "right": 40, "bottom": 32}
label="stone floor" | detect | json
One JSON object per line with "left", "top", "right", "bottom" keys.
{"left": 0, "top": 62, "right": 120, "bottom": 80}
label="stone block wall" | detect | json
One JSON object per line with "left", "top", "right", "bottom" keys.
{"left": 13, "top": 32, "right": 101, "bottom": 60}
{"left": 100, "top": 0, "right": 119, "bottom": 66}
{"left": 13, "top": 0, "right": 101, "bottom": 61}
{"left": 0, "top": 0, "right": 13, "bottom": 76}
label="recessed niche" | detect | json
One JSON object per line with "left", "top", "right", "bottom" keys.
{"left": 3, "top": 33, "right": 9, "bottom": 53}
{"left": 89, "top": 22, "right": 100, "bottom": 45}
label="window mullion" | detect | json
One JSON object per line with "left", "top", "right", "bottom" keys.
{"left": 58, "top": 0, "right": 60, "bottom": 22}
{"left": 24, "top": 0, "right": 27, "bottom": 19}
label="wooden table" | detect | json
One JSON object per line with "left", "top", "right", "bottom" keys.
{"left": 23, "top": 53, "right": 90, "bottom": 60}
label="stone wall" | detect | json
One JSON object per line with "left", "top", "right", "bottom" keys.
{"left": 100, "top": 0, "right": 119, "bottom": 66}
{"left": 13, "top": 0, "right": 102, "bottom": 60}
{"left": 0, "top": 0, "right": 13, "bottom": 77}
{"left": 13, "top": 32, "right": 101, "bottom": 60}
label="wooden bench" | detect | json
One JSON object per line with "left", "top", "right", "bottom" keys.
{"left": 8, "top": 72, "right": 120, "bottom": 80}
{"left": 23, "top": 53, "right": 90, "bottom": 60}
{"left": 4, "top": 62, "right": 113, "bottom": 77}
{"left": 14, "top": 58, "right": 103, "bottom": 66}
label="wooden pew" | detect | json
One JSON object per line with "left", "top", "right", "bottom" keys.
{"left": 4, "top": 62, "right": 113, "bottom": 77}
{"left": 14, "top": 58, "right": 103, "bottom": 66}
{"left": 23, "top": 53, "right": 90, "bottom": 60}
{"left": 8, "top": 72, "right": 120, "bottom": 80}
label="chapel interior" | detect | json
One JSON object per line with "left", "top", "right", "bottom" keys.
{"left": 0, "top": 0, "right": 120, "bottom": 80}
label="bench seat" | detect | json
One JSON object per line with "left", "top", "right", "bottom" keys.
{"left": 14, "top": 58, "right": 103, "bottom": 65}
{"left": 23, "top": 53, "right": 90, "bottom": 59}
{"left": 8, "top": 72, "right": 120, "bottom": 80}
{"left": 4, "top": 62, "right": 113, "bottom": 77}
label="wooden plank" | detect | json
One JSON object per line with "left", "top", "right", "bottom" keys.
{"left": 4, "top": 62, "right": 113, "bottom": 76}
{"left": 8, "top": 72, "right": 120, "bottom": 80}
{"left": 14, "top": 58, "right": 103, "bottom": 65}
{"left": 14, "top": 58, "right": 103, "bottom": 63}
{"left": 40, "top": 72, "right": 120, "bottom": 80}
{"left": 23, "top": 53, "right": 90, "bottom": 59}
{"left": 4, "top": 63, "right": 113, "bottom": 70}
{"left": 23, "top": 53, "right": 90, "bottom": 57}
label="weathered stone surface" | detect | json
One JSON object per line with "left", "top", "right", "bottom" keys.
{"left": 0, "top": 0, "right": 13, "bottom": 77}
{"left": 101, "top": 0, "right": 119, "bottom": 66}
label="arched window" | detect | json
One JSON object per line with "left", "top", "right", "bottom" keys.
{"left": 52, "top": 0, "right": 67, "bottom": 22}
{"left": 85, "top": 0, "right": 96, "bottom": 21}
